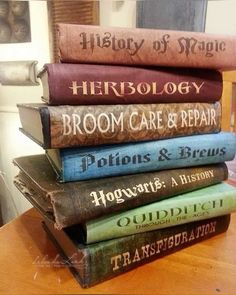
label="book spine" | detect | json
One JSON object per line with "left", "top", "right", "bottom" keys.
{"left": 48, "top": 102, "right": 221, "bottom": 148}
{"left": 85, "top": 183, "right": 236, "bottom": 244}
{"left": 42, "top": 63, "right": 222, "bottom": 105}
{"left": 56, "top": 132, "right": 236, "bottom": 182}
{"left": 88, "top": 215, "right": 230, "bottom": 287}
{"left": 51, "top": 163, "right": 228, "bottom": 228}
{"left": 43, "top": 215, "right": 230, "bottom": 287}
{"left": 57, "top": 24, "right": 236, "bottom": 69}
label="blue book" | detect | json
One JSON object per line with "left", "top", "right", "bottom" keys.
{"left": 46, "top": 132, "right": 236, "bottom": 182}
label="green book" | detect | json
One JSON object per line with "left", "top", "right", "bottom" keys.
{"left": 43, "top": 215, "right": 230, "bottom": 288}
{"left": 84, "top": 182, "right": 236, "bottom": 244}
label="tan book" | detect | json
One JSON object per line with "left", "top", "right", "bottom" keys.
{"left": 57, "top": 24, "right": 236, "bottom": 69}
{"left": 17, "top": 102, "right": 221, "bottom": 149}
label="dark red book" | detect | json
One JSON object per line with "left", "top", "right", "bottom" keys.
{"left": 38, "top": 63, "right": 222, "bottom": 105}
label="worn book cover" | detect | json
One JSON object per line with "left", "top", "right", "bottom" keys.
{"left": 84, "top": 182, "right": 236, "bottom": 243}
{"left": 13, "top": 154, "right": 228, "bottom": 229}
{"left": 39, "top": 63, "right": 222, "bottom": 105}
{"left": 17, "top": 102, "right": 221, "bottom": 149}
{"left": 45, "top": 132, "right": 236, "bottom": 182}
{"left": 42, "top": 215, "right": 231, "bottom": 287}
{"left": 57, "top": 24, "right": 236, "bottom": 69}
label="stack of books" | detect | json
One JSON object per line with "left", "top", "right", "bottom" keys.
{"left": 14, "top": 24, "right": 236, "bottom": 288}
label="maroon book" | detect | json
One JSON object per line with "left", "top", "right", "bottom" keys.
{"left": 38, "top": 63, "right": 222, "bottom": 105}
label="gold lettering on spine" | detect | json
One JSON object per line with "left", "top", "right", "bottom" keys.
{"left": 141, "top": 245, "right": 150, "bottom": 258}
{"left": 174, "top": 233, "right": 182, "bottom": 246}
{"left": 97, "top": 113, "right": 110, "bottom": 133}
{"left": 171, "top": 177, "right": 178, "bottom": 187}
{"left": 111, "top": 255, "right": 122, "bottom": 271}
{"left": 129, "top": 112, "right": 139, "bottom": 131}
{"left": 178, "top": 82, "right": 190, "bottom": 94}
{"left": 62, "top": 112, "right": 124, "bottom": 135}
{"left": 137, "top": 82, "right": 151, "bottom": 95}
{"left": 52, "top": 102, "right": 220, "bottom": 148}
{"left": 125, "top": 82, "right": 136, "bottom": 95}
{"left": 152, "top": 82, "right": 163, "bottom": 95}
{"left": 209, "top": 223, "right": 217, "bottom": 234}
{"left": 164, "top": 82, "right": 177, "bottom": 94}
{"left": 178, "top": 169, "right": 215, "bottom": 186}
{"left": 188, "top": 110, "right": 194, "bottom": 127}
{"left": 110, "top": 221, "right": 218, "bottom": 271}
{"left": 82, "top": 114, "right": 96, "bottom": 134}
{"left": 149, "top": 111, "right": 156, "bottom": 130}
{"left": 122, "top": 252, "right": 131, "bottom": 267}
{"left": 112, "top": 112, "right": 124, "bottom": 132}
{"left": 181, "top": 232, "right": 188, "bottom": 243}
{"left": 68, "top": 81, "right": 206, "bottom": 97}
{"left": 194, "top": 109, "right": 200, "bottom": 126}
{"left": 211, "top": 109, "right": 216, "bottom": 125}
{"left": 180, "top": 108, "right": 217, "bottom": 128}
{"left": 156, "top": 240, "right": 164, "bottom": 254}
{"left": 200, "top": 111, "right": 207, "bottom": 126}
{"left": 69, "top": 81, "right": 88, "bottom": 95}
{"left": 72, "top": 114, "right": 82, "bottom": 134}
{"left": 90, "top": 177, "right": 165, "bottom": 207}
{"left": 167, "top": 236, "right": 174, "bottom": 249}
{"left": 62, "top": 114, "right": 72, "bottom": 135}
{"left": 90, "top": 81, "right": 103, "bottom": 95}
{"left": 105, "top": 82, "right": 121, "bottom": 97}
{"left": 132, "top": 249, "right": 141, "bottom": 262}
{"left": 157, "top": 111, "right": 163, "bottom": 129}
{"left": 192, "top": 82, "right": 204, "bottom": 93}
{"left": 149, "top": 243, "right": 156, "bottom": 256}
{"left": 181, "top": 110, "right": 188, "bottom": 127}
{"left": 140, "top": 113, "right": 149, "bottom": 130}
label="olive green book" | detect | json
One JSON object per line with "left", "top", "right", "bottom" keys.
{"left": 43, "top": 215, "right": 230, "bottom": 288}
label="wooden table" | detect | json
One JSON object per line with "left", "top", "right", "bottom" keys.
{"left": 0, "top": 208, "right": 236, "bottom": 294}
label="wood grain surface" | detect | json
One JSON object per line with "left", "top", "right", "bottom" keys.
{"left": 0, "top": 207, "right": 236, "bottom": 294}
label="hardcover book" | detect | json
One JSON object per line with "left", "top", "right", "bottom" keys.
{"left": 42, "top": 214, "right": 231, "bottom": 288}
{"left": 45, "top": 132, "right": 236, "bottom": 182}
{"left": 13, "top": 154, "right": 228, "bottom": 229}
{"left": 84, "top": 182, "right": 236, "bottom": 244}
{"left": 17, "top": 102, "right": 221, "bottom": 149}
{"left": 57, "top": 24, "right": 236, "bottom": 69}
{"left": 39, "top": 63, "right": 223, "bottom": 105}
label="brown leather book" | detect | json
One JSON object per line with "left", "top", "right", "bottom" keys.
{"left": 57, "top": 24, "right": 236, "bottom": 70}
{"left": 39, "top": 63, "right": 222, "bottom": 105}
{"left": 13, "top": 154, "right": 228, "bottom": 229}
{"left": 17, "top": 102, "right": 221, "bottom": 148}
{"left": 42, "top": 215, "right": 231, "bottom": 287}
